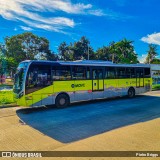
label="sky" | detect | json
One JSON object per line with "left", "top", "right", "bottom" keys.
{"left": 0, "top": 0, "right": 160, "bottom": 63}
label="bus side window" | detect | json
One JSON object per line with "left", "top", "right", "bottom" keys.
{"left": 106, "top": 67, "right": 115, "bottom": 79}
{"left": 52, "top": 66, "right": 71, "bottom": 80}
{"left": 116, "top": 67, "right": 126, "bottom": 78}
{"left": 72, "top": 66, "right": 87, "bottom": 80}
{"left": 92, "top": 70, "right": 97, "bottom": 79}
{"left": 97, "top": 69, "right": 103, "bottom": 79}
{"left": 136, "top": 68, "right": 144, "bottom": 78}
{"left": 126, "top": 68, "right": 135, "bottom": 78}
{"left": 86, "top": 67, "right": 90, "bottom": 79}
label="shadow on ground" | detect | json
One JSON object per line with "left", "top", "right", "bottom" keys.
{"left": 17, "top": 95, "right": 160, "bottom": 143}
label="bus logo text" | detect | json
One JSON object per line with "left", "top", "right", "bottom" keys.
{"left": 71, "top": 84, "right": 85, "bottom": 88}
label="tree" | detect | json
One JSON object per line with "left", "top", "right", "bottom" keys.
{"left": 58, "top": 42, "right": 70, "bottom": 60}
{"left": 145, "top": 44, "right": 158, "bottom": 64}
{"left": 73, "top": 36, "right": 94, "bottom": 60}
{"left": 5, "top": 32, "right": 51, "bottom": 65}
{"left": 46, "top": 50, "right": 58, "bottom": 61}
{"left": 0, "top": 43, "right": 18, "bottom": 77}
{"left": 151, "top": 58, "right": 160, "bottom": 64}
{"left": 95, "top": 39, "right": 139, "bottom": 64}
{"left": 95, "top": 46, "right": 111, "bottom": 60}
{"left": 110, "top": 39, "right": 139, "bottom": 64}
{"left": 0, "top": 44, "right": 7, "bottom": 76}
{"left": 58, "top": 37, "right": 95, "bottom": 61}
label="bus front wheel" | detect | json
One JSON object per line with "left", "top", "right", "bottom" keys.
{"left": 128, "top": 88, "right": 135, "bottom": 98}
{"left": 55, "top": 94, "right": 70, "bottom": 108}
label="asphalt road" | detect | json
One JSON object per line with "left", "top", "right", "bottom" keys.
{"left": 17, "top": 91, "right": 160, "bottom": 143}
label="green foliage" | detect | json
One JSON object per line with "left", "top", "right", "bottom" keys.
{"left": 5, "top": 32, "right": 55, "bottom": 64}
{"left": 150, "top": 58, "right": 160, "bottom": 64}
{"left": 6, "top": 32, "right": 45, "bottom": 59}
{"left": 0, "top": 90, "right": 15, "bottom": 105}
{"left": 152, "top": 84, "right": 160, "bottom": 91}
{"left": 3, "top": 32, "right": 58, "bottom": 75}
{"left": 145, "top": 44, "right": 158, "bottom": 64}
{"left": 113, "top": 39, "right": 139, "bottom": 64}
{"left": 0, "top": 44, "right": 7, "bottom": 75}
{"left": 58, "top": 37, "right": 95, "bottom": 61}
{"left": 58, "top": 37, "right": 139, "bottom": 63}
{"left": 72, "top": 36, "right": 94, "bottom": 60}
{"left": 58, "top": 42, "right": 71, "bottom": 60}
{"left": 95, "top": 39, "right": 139, "bottom": 64}
{"left": 95, "top": 46, "right": 110, "bottom": 60}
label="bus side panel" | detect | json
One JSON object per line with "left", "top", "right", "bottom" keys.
{"left": 117, "top": 79, "right": 128, "bottom": 96}
{"left": 144, "top": 78, "right": 152, "bottom": 91}
{"left": 16, "top": 95, "right": 26, "bottom": 106}
{"left": 104, "top": 79, "right": 118, "bottom": 98}
{"left": 24, "top": 85, "right": 54, "bottom": 107}
{"left": 135, "top": 78, "right": 152, "bottom": 94}
{"left": 74, "top": 80, "right": 92, "bottom": 102}
{"left": 53, "top": 80, "right": 93, "bottom": 103}
{"left": 117, "top": 78, "right": 137, "bottom": 96}
{"left": 53, "top": 81, "right": 75, "bottom": 102}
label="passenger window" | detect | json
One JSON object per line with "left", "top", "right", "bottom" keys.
{"left": 136, "top": 68, "right": 144, "bottom": 78}
{"left": 52, "top": 66, "right": 71, "bottom": 80}
{"left": 126, "top": 68, "right": 135, "bottom": 78}
{"left": 72, "top": 66, "right": 86, "bottom": 80}
{"left": 86, "top": 67, "right": 90, "bottom": 79}
{"left": 93, "top": 69, "right": 103, "bottom": 79}
{"left": 105, "top": 67, "right": 115, "bottom": 79}
{"left": 116, "top": 68, "right": 126, "bottom": 78}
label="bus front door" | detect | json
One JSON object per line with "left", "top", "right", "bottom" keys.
{"left": 92, "top": 69, "right": 104, "bottom": 91}
{"left": 136, "top": 68, "right": 144, "bottom": 87}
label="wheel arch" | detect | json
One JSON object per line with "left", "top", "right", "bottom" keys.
{"left": 128, "top": 86, "right": 135, "bottom": 92}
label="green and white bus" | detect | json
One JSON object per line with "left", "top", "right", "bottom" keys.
{"left": 13, "top": 60, "right": 152, "bottom": 108}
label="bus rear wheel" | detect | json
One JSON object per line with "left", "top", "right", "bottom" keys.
{"left": 55, "top": 94, "right": 70, "bottom": 108}
{"left": 128, "top": 88, "right": 135, "bottom": 98}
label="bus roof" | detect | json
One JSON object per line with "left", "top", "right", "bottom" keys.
{"left": 21, "top": 60, "right": 150, "bottom": 68}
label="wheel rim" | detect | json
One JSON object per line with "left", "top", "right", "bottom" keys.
{"left": 129, "top": 90, "right": 133, "bottom": 97}
{"left": 59, "top": 98, "right": 66, "bottom": 105}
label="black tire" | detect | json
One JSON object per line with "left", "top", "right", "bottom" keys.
{"left": 55, "top": 94, "right": 70, "bottom": 108}
{"left": 128, "top": 88, "right": 135, "bottom": 98}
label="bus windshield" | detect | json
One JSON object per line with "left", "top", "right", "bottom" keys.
{"left": 13, "top": 62, "right": 28, "bottom": 94}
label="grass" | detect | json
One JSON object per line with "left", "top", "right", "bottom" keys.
{"left": 0, "top": 83, "right": 16, "bottom": 107}
{"left": 0, "top": 88, "right": 16, "bottom": 107}
{"left": 152, "top": 84, "right": 160, "bottom": 91}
